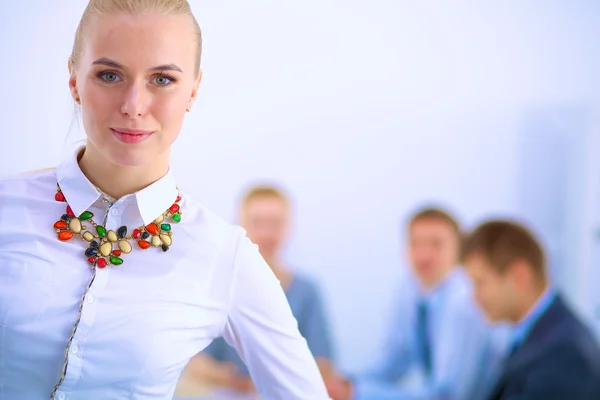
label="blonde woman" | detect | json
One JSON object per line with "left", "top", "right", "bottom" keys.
{"left": 0, "top": 1, "right": 330, "bottom": 399}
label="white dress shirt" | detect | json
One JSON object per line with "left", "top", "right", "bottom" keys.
{"left": 0, "top": 148, "right": 330, "bottom": 400}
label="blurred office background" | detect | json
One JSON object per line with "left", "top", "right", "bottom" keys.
{"left": 1, "top": 0, "right": 599, "bottom": 377}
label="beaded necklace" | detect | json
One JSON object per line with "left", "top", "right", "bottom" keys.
{"left": 53, "top": 183, "right": 182, "bottom": 268}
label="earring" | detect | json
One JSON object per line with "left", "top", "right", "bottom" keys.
{"left": 75, "top": 97, "right": 80, "bottom": 104}
{"left": 186, "top": 108, "right": 190, "bottom": 112}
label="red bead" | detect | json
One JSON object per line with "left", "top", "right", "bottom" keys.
{"left": 113, "top": 250, "right": 121, "bottom": 256}
{"left": 133, "top": 229, "right": 142, "bottom": 239}
{"left": 146, "top": 223, "right": 159, "bottom": 235}
{"left": 169, "top": 204, "right": 180, "bottom": 214}
{"left": 97, "top": 258, "right": 107, "bottom": 268}
{"left": 58, "top": 231, "right": 73, "bottom": 241}
{"left": 137, "top": 240, "right": 150, "bottom": 249}
{"left": 176, "top": 195, "right": 181, "bottom": 203}
{"left": 88, "top": 256, "right": 96, "bottom": 265}
{"left": 66, "top": 205, "right": 75, "bottom": 217}
{"left": 54, "top": 221, "right": 67, "bottom": 229}
{"left": 55, "top": 192, "right": 65, "bottom": 202}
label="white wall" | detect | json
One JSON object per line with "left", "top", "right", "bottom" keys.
{"left": 1, "top": 1, "right": 598, "bottom": 371}
{"left": 571, "top": 107, "right": 600, "bottom": 338}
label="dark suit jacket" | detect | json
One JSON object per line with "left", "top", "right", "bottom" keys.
{"left": 488, "top": 294, "right": 600, "bottom": 400}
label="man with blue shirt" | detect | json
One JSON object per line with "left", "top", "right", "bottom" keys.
{"left": 462, "top": 219, "right": 600, "bottom": 400}
{"left": 327, "top": 207, "right": 503, "bottom": 400}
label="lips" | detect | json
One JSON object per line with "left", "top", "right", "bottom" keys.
{"left": 111, "top": 128, "right": 154, "bottom": 135}
{"left": 110, "top": 128, "right": 155, "bottom": 144}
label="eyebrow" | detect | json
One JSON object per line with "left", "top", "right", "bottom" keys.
{"left": 91, "top": 57, "right": 183, "bottom": 73}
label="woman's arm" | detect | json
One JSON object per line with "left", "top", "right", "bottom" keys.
{"left": 220, "top": 229, "right": 331, "bottom": 399}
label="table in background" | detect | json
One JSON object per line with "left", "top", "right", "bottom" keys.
{"left": 175, "top": 371, "right": 262, "bottom": 400}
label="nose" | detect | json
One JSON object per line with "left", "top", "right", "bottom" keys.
{"left": 120, "top": 82, "right": 150, "bottom": 118}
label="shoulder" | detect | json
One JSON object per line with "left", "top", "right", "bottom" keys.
{"left": 290, "top": 272, "right": 321, "bottom": 293}
{"left": 439, "top": 269, "right": 472, "bottom": 303}
{"left": 444, "top": 269, "right": 488, "bottom": 322}
{"left": 543, "top": 296, "right": 598, "bottom": 347}
{"left": 289, "top": 272, "right": 327, "bottom": 304}
{"left": 536, "top": 338, "right": 600, "bottom": 378}
{"left": 528, "top": 301, "right": 600, "bottom": 373}
{"left": 552, "top": 304, "right": 600, "bottom": 359}
{"left": 177, "top": 191, "right": 246, "bottom": 252}
{"left": 0, "top": 168, "right": 57, "bottom": 194}
{"left": 0, "top": 168, "right": 57, "bottom": 209}
{"left": 177, "top": 192, "right": 261, "bottom": 281}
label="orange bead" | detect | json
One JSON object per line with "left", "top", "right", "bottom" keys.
{"left": 58, "top": 231, "right": 73, "bottom": 241}
{"left": 138, "top": 240, "right": 150, "bottom": 249}
{"left": 54, "top": 221, "right": 67, "bottom": 229}
{"left": 145, "top": 223, "right": 159, "bottom": 235}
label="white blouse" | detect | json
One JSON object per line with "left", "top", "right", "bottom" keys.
{"left": 0, "top": 148, "right": 330, "bottom": 400}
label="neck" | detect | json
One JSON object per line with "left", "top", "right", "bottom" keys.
{"left": 78, "top": 144, "right": 170, "bottom": 199}
{"left": 421, "top": 267, "right": 453, "bottom": 292}
{"left": 513, "top": 283, "right": 549, "bottom": 323}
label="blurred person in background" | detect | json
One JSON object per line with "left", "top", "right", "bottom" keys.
{"left": 327, "top": 207, "right": 503, "bottom": 400}
{"left": 185, "top": 184, "right": 336, "bottom": 393}
{"left": 462, "top": 219, "right": 600, "bottom": 400}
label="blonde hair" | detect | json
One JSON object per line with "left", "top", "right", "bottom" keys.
{"left": 71, "top": 0, "right": 202, "bottom": 75}
{"left": 239, "top": 184, "right": 291, "bottom": 208}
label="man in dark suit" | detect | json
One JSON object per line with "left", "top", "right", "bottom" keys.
{"left": 462, "top": 219, "right": 600, "bottom": 400}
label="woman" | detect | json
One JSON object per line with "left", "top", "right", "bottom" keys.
{"left": 184, "top": 185, "right": 337, "bottom": 392}
{"left": 0, "top": 1, "right": 330, "bottom": 399}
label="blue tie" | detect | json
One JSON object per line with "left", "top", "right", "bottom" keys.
{"left": 417, "top": 300, "right": 432, "bottom": 376}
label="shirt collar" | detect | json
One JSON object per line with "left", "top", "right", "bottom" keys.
{"left": 56, "top": 146, "right": 179, "bottom": 226}
{"left": 416, "top": 267, "right": 463, "bottom": 304}
{"left": 510, "top": 286, "right": 556, "bottom": 348}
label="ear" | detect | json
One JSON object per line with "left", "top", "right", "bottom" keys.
{"left": 508, "top": 258, "right": 532, "bottom": 288}
{"left": 187, "top": 69, "right": 203, "bottom": 112}
{"left": 68, "top": 58, "right": 80, "bottom": 103}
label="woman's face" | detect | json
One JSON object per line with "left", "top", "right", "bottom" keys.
{"left": 69, "top": 12, "right": 201, "bottom": 167}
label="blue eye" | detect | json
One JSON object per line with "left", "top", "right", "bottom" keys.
{"left": 99, "top": 72, "right": 120, "bottom": 82}
{"left": 151, "top": 75, "right": 173, "bottom": 86}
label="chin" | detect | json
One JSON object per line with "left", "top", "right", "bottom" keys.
{"left": 486, "top": 314, "right": 500, "bottom": 323}
{"left": 484, "top": 309, "right": 504, "bottom": 323}
{"left": 104, "top": 147, "right": 151, "bottom": 167}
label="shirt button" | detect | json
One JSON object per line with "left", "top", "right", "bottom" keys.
{"left": 111, "top": 208, "right": 119, "bottom": 216}
{"left": 87, "top": 294, "right": 95, "bottom": 304}
{"left": 56, "top": 392, "right": 66, "bottom": 400}
{"left": 71, "top": 344, "right": 79, "bottom": 354}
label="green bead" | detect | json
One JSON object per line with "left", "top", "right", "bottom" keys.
{"left": 79, "top": 211, "right": 94, "bottom": 220}
{"left": 172, "top": 213, "right": 181, "bottom": 223}
{"left": 110, "top": 256, "right": 123, "bottom": 265}
{"left": 96, "top": 226, "right": 107, "bottom": 237}
{"left": 160, "top": 223, "right": 171, "bottom": 231}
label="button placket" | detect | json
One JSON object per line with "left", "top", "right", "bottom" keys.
{"left": 52, "top": 254, "right": 111, "bottom": 395}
